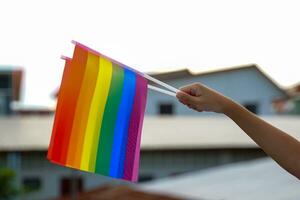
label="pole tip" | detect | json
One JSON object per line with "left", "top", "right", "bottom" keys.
{"left": 60, "top": 55, "right": 71, "bottom": 60}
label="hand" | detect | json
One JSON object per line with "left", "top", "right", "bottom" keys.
{"left": 176, "top": 83, "right": 232, "bottom": 113}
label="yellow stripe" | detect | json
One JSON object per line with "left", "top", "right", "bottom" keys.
{"left": 84, "top": 57, "right": 113, "bottom": 172}
{"left": 66, "top": 52, "right": 99, "bottom": 168}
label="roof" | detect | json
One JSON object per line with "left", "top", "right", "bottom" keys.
{"left": 287, "top": 82, "right": 300, "bottom": 97}
{"left": 0, "top": 116, "right": 300, "bottom": 151}
{"left": 141, "top": 158, "right": 300, "bottom": 200}
{"left": 53, "top": 64, "right": 288, "bottom": 98}
{"left": 12, "top": 69, "right": 23, "bottom": 101}
{"left": 149, "top": 64, "right": 288, "bottom": 97}
{"left": 11, "top": 103, "right": 55, "bottom": 115}
{"left": 55, "top": 185, "right": 184, "bottom": 200}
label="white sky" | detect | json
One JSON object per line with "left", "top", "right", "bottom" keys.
{"left": 0, "top": 0, "right": 299, "bottom": 106}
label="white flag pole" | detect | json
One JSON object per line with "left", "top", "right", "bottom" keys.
{"left": 142, "top": 73, "right": 180, "bottom": 94}
{"left": 148, "top": 85, "right": 176, "bottom": 97}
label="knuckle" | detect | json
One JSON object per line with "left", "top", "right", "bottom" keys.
{"left": 194, "top": 83, "right": 201, "bottom": 88}
{"left": 195, "top": 103, "right": 204, "bottom": 111}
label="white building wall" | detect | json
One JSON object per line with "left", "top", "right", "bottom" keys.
{"left": 146, "top": 67, "right": 285, "bottom": 115}
{"left": 20, "top": 163, "right": 128, "bottom": 200}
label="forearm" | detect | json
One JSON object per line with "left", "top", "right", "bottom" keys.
{"left": 177, "top": 83, "right": 300, "bottom": 179}
{"left": 223, "top": 99, "right": 300, "bottom": 179}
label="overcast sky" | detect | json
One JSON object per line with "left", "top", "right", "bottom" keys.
{"left": 0, "top": 0, "right": 299, "bottom": 106}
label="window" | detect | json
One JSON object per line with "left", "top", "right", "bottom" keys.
{"left": 60, "top": 177, "right": 83, "bottom": 196}
{"left": 0, "top": 94, "right": 5, "bottom": 115}
{"left": 158, "top": 103, "right": 174, "bottom": 115}
{"left": 0, "top": 74, "right": 11, "bottom": 89}
{"left": 0, "top": 74, "right": 12, "bottom": 115}
{"left": 243, "top": 103, "right": 258, "bottom": 114}
{"left": 22, "top": 177, "right": 42, "bottom": 192}
{"left": 138, "top": 174, "right": 154, "bottom": 182}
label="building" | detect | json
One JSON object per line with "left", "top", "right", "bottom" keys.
{"left": 55, "top": 185, "right": 183, "bottom": 200}
{"left": 142, "top": 158, "right": 300, "bottom": 200}
{"left": 286, "top": 82, "right": 300, "bottom": 114}
{"left": 273, "top": 82, "right": 300, "bottom": 114}
{"left": 0, "top": 64, "right": 298, "bottom": 199}
{"left": 52, "top": 64, "right": 287, "bottom": 116}
{"left": 1, "top": 116, "right": 300, "bottom": 200}
{"left": 147, "top": 64, "right": 287, "bottom": 115}
{"left": 0, "top": 66, "right": 53, "bottom": 116}
{"left": 0, "top": 67, "right": 23, "bottom": 115}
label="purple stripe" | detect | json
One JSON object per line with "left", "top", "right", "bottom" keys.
{"left": 123, "top": 74, "right": 148, "bottom": 181}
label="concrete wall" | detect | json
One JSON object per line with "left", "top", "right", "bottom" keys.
{"left": 139, "top": 149, "right": 266, "bottom": 180}
{"left": 146, "top": 68, "right": 285, "bottom": 115}
{"left": 3, "top": 149, "right": 267, "bottom": 200}
{"left": 20, "top": 165, "right": 117, "bottom": 200}
{"left": 6, "top": 152, "right": 130, "bottom": 200}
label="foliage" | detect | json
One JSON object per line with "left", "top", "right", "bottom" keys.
{"left": 0, "top": 168, "right": 18, "bottom": 200}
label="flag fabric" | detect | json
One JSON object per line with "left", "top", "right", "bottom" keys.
{"left": 47, "top": 42, "right": 148, "bottom": 181}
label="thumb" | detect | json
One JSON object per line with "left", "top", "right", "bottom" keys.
{"left": 176, "top": 91, "right": 198, "bottom": 105}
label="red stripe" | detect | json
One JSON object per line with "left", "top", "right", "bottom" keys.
{"left": 48, "top": 45, "right": 88, "bottom": 164}
{"left": 47, "top": 59, "right": 71, "bottom": 160}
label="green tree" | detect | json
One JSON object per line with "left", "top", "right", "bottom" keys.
{"left": 0, "top": 168, "right": 18, "bottom": 200}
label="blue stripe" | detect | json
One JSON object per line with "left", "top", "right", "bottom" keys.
{"left": 109, "top": 68, "right": 136, "bottom": 177}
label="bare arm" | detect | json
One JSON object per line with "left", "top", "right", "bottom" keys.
{"left": 176, "top": 83, "right": 300, "bottom": 179}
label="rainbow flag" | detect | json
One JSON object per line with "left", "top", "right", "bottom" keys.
{"left": 47, "top": 42, "right": 148, "bottom": 181}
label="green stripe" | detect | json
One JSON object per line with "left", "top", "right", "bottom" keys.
{"left": 95, "top": 64, "right": 125, "bottom": 175}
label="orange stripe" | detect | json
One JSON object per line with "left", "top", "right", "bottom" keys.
{"left": 51, "top": 46, "right": 88, "bottom": 165}
{"left": 60, "top": 47, "right": 88, "bottom": 165}
{"left": 66, "top": 51, "right": 99, "bottom": 168}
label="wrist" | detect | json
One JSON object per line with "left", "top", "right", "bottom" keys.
{"left": 221, "top": 97, "right": 238, "bottom": 117}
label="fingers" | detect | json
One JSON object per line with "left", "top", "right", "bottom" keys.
{"left": 191, "top": 88, "right": 201, "bottom": 97}
{"left": 176, "top": 91, "right": 204, "bottom": 112}
{"left": 176, "top": 83, "right": 206, "bottom": 112}
{"left": 179, "top": 83, "right": 202, "bottom": 97}
{"left": 176, "top": 91, "right": 198, "bottom": 106}
{"left": 179, "top": 84, "right": 194, "bottom": 94}
{"left": 179, "top": 83, "right": 197, "bottom": 94}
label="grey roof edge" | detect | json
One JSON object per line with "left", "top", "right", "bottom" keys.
{"left": 148, "top": 64, "right": 289, "bottom": 98}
